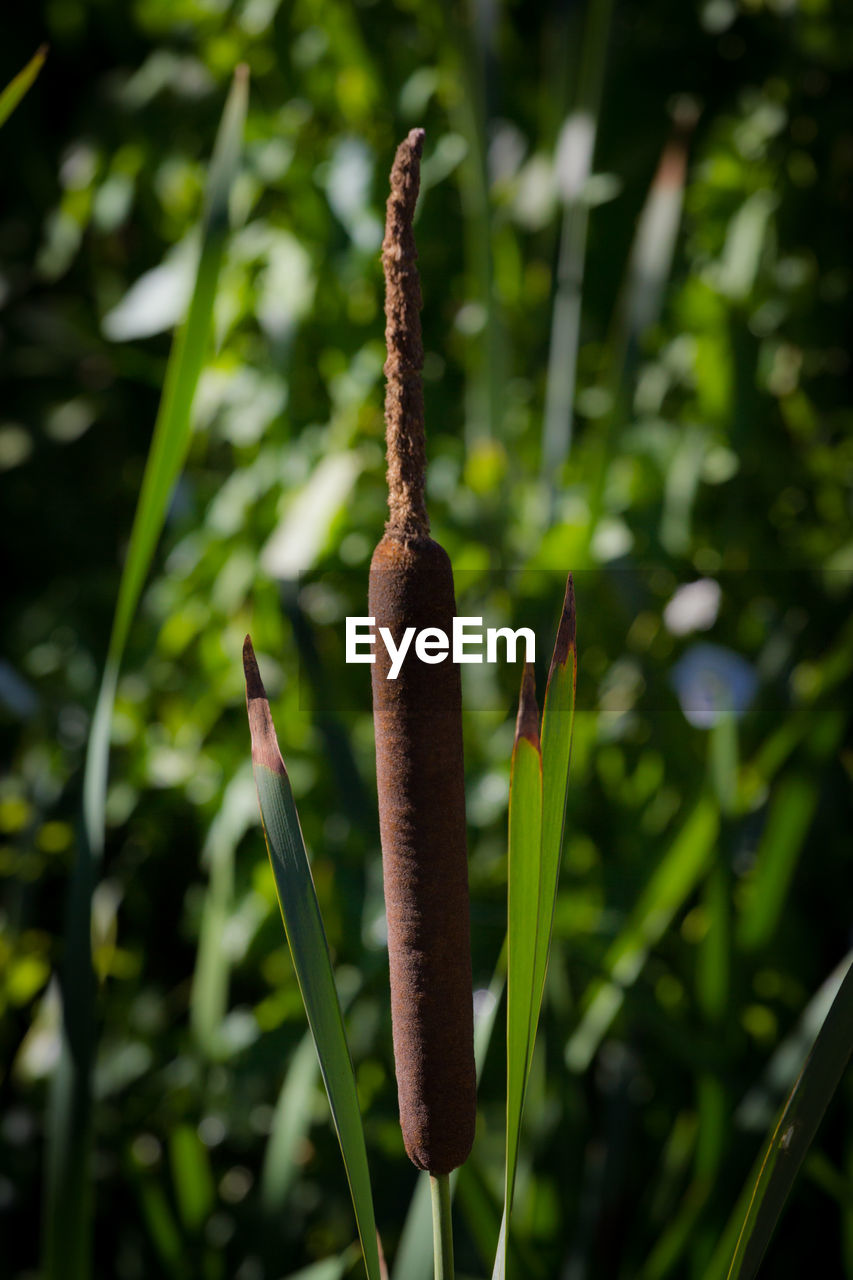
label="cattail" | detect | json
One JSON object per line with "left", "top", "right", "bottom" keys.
{"left": 368, "top": 129, "right": 476, "bottom": 1175}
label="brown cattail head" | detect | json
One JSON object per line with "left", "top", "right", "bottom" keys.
{"left": 369, "top": 130, "right": 476, "bottom": 1174}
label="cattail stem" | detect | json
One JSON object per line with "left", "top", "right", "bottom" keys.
{"left": 430, "top": 1174, "right": 455, "bottom": 1280}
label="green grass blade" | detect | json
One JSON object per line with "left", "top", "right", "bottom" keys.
{"left": 43, "top": 70, "right": 247, "bottom": 1280}
{"left": 190, "top": 765, "right": 257, "bottom": 1056}
{"left": 0, "top": 44, "right": 47, "bottom": 128}
{"left": 709, "top": 958, "right": 853, "bottom": 1280}
{"left": 494, "top": 576, "right": 576, "bottom": 1280}
{"left": 504, "top": 666, "right": 543, "bottom": 1215}
{"left": 282, "top": 1249, "right": 361, "bottom": 1280}
{"left": 242, "top": 637, "right": 382, "bottom": 1280}
{"left": 531, "top": 574, "right": 577, "bottom": 1035}
{"left": 541, "top": 0, "right": 614, "bottom": 480}
{"left": 738, "top": 709, "right": 843, "bottom": 951}
{"left": 169, "top": 1123, "right": 215, "bottom": 1232}
{"left": 566, "top": 792, "right": 719, "bottom": 1073}
{"left": 84, "top": 62, "right": 248, "bottom": 856}
{"left": 130, "top": 1173, "right": 186, "bottom": 1277}
{"left": 736, "top": 950, "right": 853, "bottom": 1134}
{"left": 737, "top": 775, "right": 817, "bottom": 952}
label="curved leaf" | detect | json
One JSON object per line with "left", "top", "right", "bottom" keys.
{"left": 243, "top": 637, "right": 382, "bottom": 1280}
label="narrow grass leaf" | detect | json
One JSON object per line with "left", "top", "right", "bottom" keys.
{"left": 618, "top": 109, "right": 694, "bottom": 360}
{"left": 566, "top": 793, "right": 719, "bottom": 1073}
{"left": 532, "top": 574, "right": 577, "bottom": 1036}
{"left": 505, "top": 665, "right": 543, "bottom": 1196}
{"left": 190, "top": 765, "right": 257, "bottom": 1056}
{"left": 494, "top": 576, "right": 576, "bottom": 1280}
{"left": 169, "top": 1123, "right": 215, "bottom": 1232}
{"left": 282, "top": 1248, "right": 361, "bottom": 1280}
{"left": 494, "top": 666, "right": 542, "bottom": 1280}
{"left": 44, "top": 72, "right": 247, "bottom": 1280}
{"left": 132, "top": 1177, "right": 186, "bottom": 1277}
{"left": 84, "top": 63, "right": 248, "bottom": 856}
{"left": 712, "top": 957, "right": 853, "bottom": 1280}
{"left": 738, "top": 706, "right": 843, "bottom": 952}
{"left": 242, "top": 638, "right": 382, "bottom": 1280}
{"left": 736, "top": 950, "right": 853, "bottom": 1134}
{"left": 541, "top": 0, "right": 614, "bottom": 479}
{"left": 0, "top": 45, "right": 47, "bottom": 128}
{"left": 737, "top": 775, "right": 817, "bottom": 951}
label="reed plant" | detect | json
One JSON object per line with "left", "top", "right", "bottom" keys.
{"left": 3, "top": 9, "right": 850, "bottom": 1278}
{"left": 238, "top": 132, "right": 853, "bottom": 1280}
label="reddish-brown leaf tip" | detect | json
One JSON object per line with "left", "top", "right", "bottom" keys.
{"left": 242, "top": 635, "right": 287, "bottom": 777}
{"left": 550, "top": 572, "right": 576, "bottom": 675}
{"left": 514, "top": 661, "right": 541, "bottom": 751}
{"left": 243, "top": 634, "right": 264, "bottom": 698}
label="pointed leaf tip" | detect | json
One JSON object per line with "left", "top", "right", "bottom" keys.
{"left": 550, "top": 572, "right": 576, "bottom": 673}
{"left": 243, "top": 634, "right": 266, "bottom": 701}
{"left": 515, "top": 663, "right": 541, "bottom": 751}
{"left": 242, "top": 637, "right": 286, "bottom": 777}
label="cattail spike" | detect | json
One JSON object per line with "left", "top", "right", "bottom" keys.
{"left": 382, "top": 128, "right": 429, "bottom": 539}
{"left": 370, "top": 133, "right": 476, "bottom": 1176}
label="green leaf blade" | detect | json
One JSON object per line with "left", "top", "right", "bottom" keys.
{"left": 244, "top": 638, "right": 382, "bottom": 1280}
{"left": 495, "top": 576, "right": 576, "bottom": 1280}
{"left": 504, "top": 668, "right": 543, "bottom": 1206}
{"left": 0, "top": 45, "right": 47, "bottom": 128}
{"left": 532, "top": 573, "right": 577, "bottom": 1034}
{"left": 83, "top": 63, "right": 249, "bottom": 858}
{"left": 719, "top": 960, "right": 853, "bottom": 1280}
{"left": 45, "top": 72, "right": 248, "bottom": 1280}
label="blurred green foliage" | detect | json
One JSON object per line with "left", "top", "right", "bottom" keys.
{"left": 1, "top": 0, "right": 852, "bottom": 1277}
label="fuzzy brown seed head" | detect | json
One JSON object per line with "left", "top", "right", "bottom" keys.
{"left": 369, "top": 534, "right": 476, "bottom": 1173}
{"left": 370, "top": 130, "right": 476, "bottom": 1175}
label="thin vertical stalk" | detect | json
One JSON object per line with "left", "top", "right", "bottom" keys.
{"left": 443, "top": 0, "right": 503, "bottom": 444}
{"left": 43, "top": 69, "right": 247, "bottom": 1280}
{"left": 430, "top": 1173, "right": 455, "bottom": 1280}
{"left": 541, "top": 0, "right": 614, "bottom": 496}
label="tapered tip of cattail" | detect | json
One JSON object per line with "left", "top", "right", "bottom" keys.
{"left": 382, "top": 129, "right": 429, "bottom": 541}
{"left": 550, "top": 573, "right": 576, "bottom": 674}
{"left": 243, "top": 635, "right": 287, "bottom": 778}
{"left": 515, "top": 662, "right": 540, "bottom": 749}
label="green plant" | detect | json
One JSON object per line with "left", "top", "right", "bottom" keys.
{"left": 43, "top": 67, "right": 248, "bottom": 1280}
{"left": 4, "top": 8, "right": 849, "bottom": 1277}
